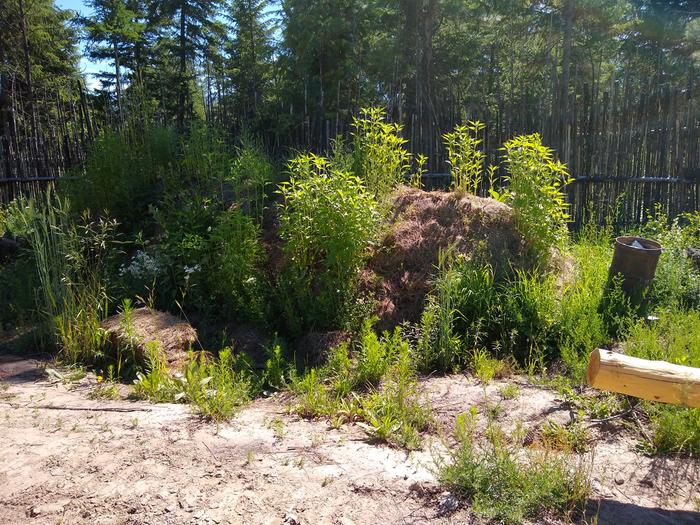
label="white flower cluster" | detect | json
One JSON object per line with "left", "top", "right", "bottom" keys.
{"left": 183, "top": 264, "right": 202, "bottom": 281}
{"left": 119, "top": 250, "right": 163, "bottom": 280}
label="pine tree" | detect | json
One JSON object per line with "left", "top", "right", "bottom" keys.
{"left": 148, "top": 0, "right": 223, "bottom": 127}
{"left": 226, "top": 0, "right": 273, "bottom": 126}
{"left": 82, "top": 0, "right": 145, "bottom": 123}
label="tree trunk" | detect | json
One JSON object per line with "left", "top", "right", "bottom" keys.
{"left": 18, "top": 0, "right": 37, "bottom": 142}
{"left": 560, "top": 0, "right": 574, "bottom": 160}
{"left": 113, "top": 40, "right": 123, "bottom": 125}
{"left": 177, "top": 3, "right": 187, "bottom": 129}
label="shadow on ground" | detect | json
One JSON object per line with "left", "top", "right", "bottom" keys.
{"left": 588, "top": 499, "right": 700, "bottom": 525}
{"left": 0, "top": 354, "right": 45, "bottom": 384}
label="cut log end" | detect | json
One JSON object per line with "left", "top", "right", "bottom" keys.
{"left": 587, "top": 348, "right": 600, "bottom": 387}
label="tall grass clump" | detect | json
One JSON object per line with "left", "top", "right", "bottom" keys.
{"left": 439, "top": 411, "right": 589, "bottom": 524}
{"left": 415, "top": 235, "right": 628, "bottom": 377}
{"left": 277, "top": 153, "right": 379, "bottom": 333}
{"left": 14, "top": 192, "right": 118, "bottom": 363}
{"left": 558, "top": 232, "right": 614, "bottom": 379}
{"left": 352, "top": 107, "right": 411, "bottom": 199}
{"left": 443, "top": 121, "right": 486, "bottom": 194}
{"left": 416, "top": 250, "right": 468, "bottom": 373}
{"left": 418, "top": 256, "right": 558, "bottom": 374}
{"left": 497, "top": 134, "right": 572, "bottom": 263}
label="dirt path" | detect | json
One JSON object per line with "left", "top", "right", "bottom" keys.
{"left": 1, "top": 355, "right": 698, "bottom": 525}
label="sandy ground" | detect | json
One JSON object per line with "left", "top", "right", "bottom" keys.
{"left": 1, "top": 354, "right": 699, "bottom": 525}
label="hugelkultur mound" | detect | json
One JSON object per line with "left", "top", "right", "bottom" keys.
{"left": 362, "top": 187, "right": 529, "bottom": 329}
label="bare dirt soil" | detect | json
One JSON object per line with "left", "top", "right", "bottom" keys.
{"left": 1, "top": 354, "right": 699, "bottom": 525}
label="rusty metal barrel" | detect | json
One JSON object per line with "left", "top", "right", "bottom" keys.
{"left": 609, "top": 236, "right": 662, "bottom": 296}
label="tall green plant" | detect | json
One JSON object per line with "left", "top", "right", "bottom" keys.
{"left": 444, "top": 121, "right": 486, "bottom": 194}
{"left": 352, "top": 107, "right": 411, "bottom": 199}
{"left": 277, "top": 153, "right": 378, "bottom": 332}
{"left": 498, "top": 134, "right": 572, "bottom": 263}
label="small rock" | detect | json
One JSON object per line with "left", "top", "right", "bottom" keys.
{"left": 283, "top": 512, "right": 301, "bottom": 525}
{"left": 436, "top": 492, "right": 460, "bottom": 516}
{"left": 614, "top": 473, "right": 625, "bottom": 485}
{"left": 29, "top": 503, "right": 64, "bottom": 517}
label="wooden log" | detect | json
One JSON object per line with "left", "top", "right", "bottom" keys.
{"left": 587, "top": 349, "right": 700, "bottom": 408}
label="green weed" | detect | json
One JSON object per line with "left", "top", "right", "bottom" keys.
{"left": 291, "top": 327, "right": 430, "bottom": 448}
{"left": 539, "top": 420, "right": 589, "bottom": 453}
{"left": 134, "top": 345, "right": 254, "bottom": 421}
{"left": 444, "top": 121, "right": 486, "bottom": 194}
{"left": 360, "top": 340, "right": 431, "bottom": 449}
{"left": 351, "top": 107, "right": 411, "bottom": 199}
{"left": 440, "top": 412, "right": 590, "bottom": 524}
{"left": 499, "top": 384, "right": 520, "bottom": 400}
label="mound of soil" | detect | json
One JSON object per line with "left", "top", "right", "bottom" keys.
{"left": 101, "top": 308, "right": 198, "bottom": 372}
{"left": 363, "top": 187, "right": 528, "bottom": 329}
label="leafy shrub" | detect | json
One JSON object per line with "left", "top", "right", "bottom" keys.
{"left": 151, "top": 196, "right": 217, "bottom": 312}
{"left": 351, "top": 107, "right": 411, "bottom": 199}
{"left": 277, "top": 153, "right": 379, "bottom": 333}
{"left": 639, "top": 207, "right": 700, "bottom": 311}
{"left": 207, "top": 208, "right": 267, "bottom": 321}
{"left": 497, "top": 134, "right": 572, "bottom": 263}
{"left": 439, "top": 411, "right": 589, "bottom": 524}
{"left": 226, "top": 136, "right": 276, "bottom": 223}
{"left": 443, "top": 121, "right": 486, "bottom": 194}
